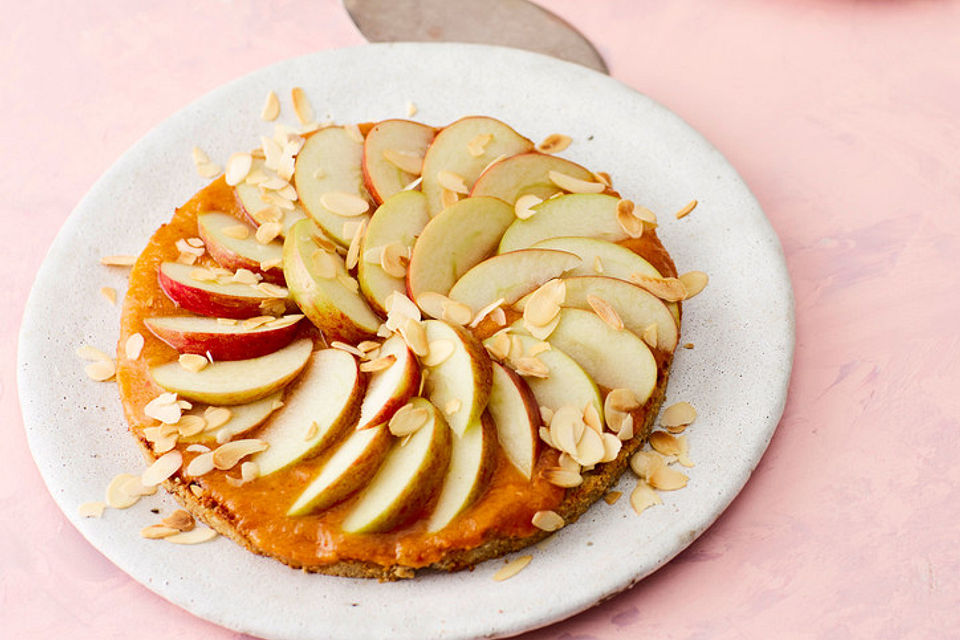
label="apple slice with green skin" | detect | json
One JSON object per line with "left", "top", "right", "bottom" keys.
{"left": 407, "top": 196, "right": 515, "bottom": 303}
{"left": 283, "top": 219, "right": 381, "bottom": 344}
{"left": 422, "top": 320, "right": 493, "bottom": 436}
{"left": 470, "top": 152, "right": 597, "bottom": 204}
{"left": 158, "top": 261, "right": 291, "bottom": 319}
{"left": 150, "top": 337, "right": 313, "bottom": 404}
{"left": 294, "top": 126, "right": 371, "bottom": 246}
{"left": 485, "top": 363, "right": 540, "bottom": 480}
{"left": 485, "top": 334, "right": 603, "bottom": 422}
{"left": 144, "top": 314, "right": 303, "bottom": 361}
{"left": 180, "top": 392, "right": 281, "bottom": 444}
{"left": 426, "top": 412, "right": 497, "bottom": 532}
{"left": 362, "top": 119, "right": 436, "bottom": 204}
{"left": 251, "top": 348, "right": 365, "bottom": 476}
{"left": 357, "top": 191, "right": 430, "bottom": 315}
{"left": 356, "top": 335, "right": 421, "bottom": 430}
{"left": 235, "top": 158, "right": 307, "bottom": 236}
{"left": 286, "top": 425, "right": 393, "bottom": 516}
{"left": 341, "top": 398, "right": 453, "bottom": 533}
{"left": 421, "top": 116, "right": 534, "bottom": 216}
{"left": 498, "top": 194, "right": 626, "bottom": 253}
{"left": 447, "top": 248, "right": 581, "bottom": 313}
{"left": 530, "top": 308, "right": 658, "bottom": 404}
{"left": 197, "top": 212, "right": 284, "bottom": 285}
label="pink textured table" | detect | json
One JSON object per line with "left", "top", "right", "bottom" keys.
{"left": 4, "top": 1, "right": 958, "bottom": 638}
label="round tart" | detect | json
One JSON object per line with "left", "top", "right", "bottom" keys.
{"left": 116, "top": 114, "right": 689, "bottom": 579}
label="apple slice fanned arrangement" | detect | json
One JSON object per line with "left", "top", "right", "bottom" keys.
{"left": 116, "top": 109, "right": 708, "bottom": 580}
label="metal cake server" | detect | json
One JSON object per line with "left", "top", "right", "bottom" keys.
{"left": 343, "top": 0, "right": 608, "bottom": 74}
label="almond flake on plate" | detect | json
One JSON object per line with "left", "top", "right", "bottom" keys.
{"left": 141, "top": 524, "right": 180, "bottom": 539}
{"left": 536, "top": 133, "right": 571, "bottom": 154}
{"left": 675, "top": 199, "right": 698, "bottom": 219}
{"left": 531, "top": 510, "right": 564, "bottom": 532}
{"left": 542, "top": 467, "right": 582, "bottom": 488}
{"left": 78, "top": 501, "right": 107, "bottom": 518}
{"left": 260, "top": 90, "right": 280, "bottom": 121}
{"left": 405, "top": 101, "right": 418, "bottom": 117}
{"left": 679, "top": 271, "right": 709, "bottom": 298}
{"left": 493, "top": 555, "right": 532, "bottom": 582}
{"left": 603, "top": 491, "right": 622, "bottom": 505}
{"left": 85, "top": 359, "right": 116, "bottom": 382}
{"left": 165, "top": 527, "right": 219, "bottom": 545}
{"left": 224, "top": 152, "right": 253, "bottom": 186}
{"left": 661, "top": 401, "right": 697, "bottom": 428}
{"left": 648, "top": 465, "right": 688, "bottom": 491}
{"left": 105, "top": 473, "right": 141, "bottom": 509}
{"left": 100, "top": 254, "right": 136, "bottom": 266}
{"left": 99, "top": 286, "right": 117, "bottom": 305}
{"left": 141, "top": 451, "right": 183, "bottom": 486}
{"left": 630, "top": 480, "right": 662, "bottom": 514}
{"left": 162, "top": 509, "right": 196, "bottom": 532}
{"left": 290, "top": 87, "right": 313, "bottom": 124}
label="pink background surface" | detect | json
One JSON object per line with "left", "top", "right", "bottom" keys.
{"left": 3, "top": 1, "right": 959, "bottom": 638}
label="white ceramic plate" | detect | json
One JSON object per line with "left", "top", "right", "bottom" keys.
{"left": 18, "top": 43, "right": 793, "bottom": 640}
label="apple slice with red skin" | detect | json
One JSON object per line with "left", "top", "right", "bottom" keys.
{"left": 144, "top": 313, "right": 302, "bottom": 361}
{"left": 356, "top": 335, "right": 421, "bottom": 431}
{"left": 406, "top": 196, "right": 515, "bottom": 304}
{"left": 362, "top": 119, "right": 436, "bottom": 204}
{"left": 158, "top": 261, "right": 291, "bottom": 319}
{"left": 341, "top": 398, "right": 453, "bottom": 533}
{"left": 421, "top": 116, "right": 534, "bottom": 216}
{"left": 234, "top": 158, "right": 307, "bottom": 236}
{"left": 426, "top": 412, "right": 497, "bottom": 532}
{"left": 252, "top": 348, "right": 365, "bottom": 476}
{"left": 485, "top": 362, "right": 541, "bottom": 480}
{"left": 286, "top": 424, "right": 393, "bottom": 516}
{"left": 150, "top": 337, "right": 313, "bottom": 405}
{"left": 470, "top": 152, "right": 597, "bottom": 204}
{"left": 197, "top": 212, "right": 284, "bottom": 285}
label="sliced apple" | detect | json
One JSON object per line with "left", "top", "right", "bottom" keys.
{"left": 421, "top": 116, "right": 534, "bottom": 216}
{"left": 422, "top": 320, "right": 493, "bottom": 437}
{"left": 362, "top": 119, "right": 436, "bottom": 204}
{"left": 498, "top": 194, "right": 626, "bottom": 253}
{"left": 158, "top": 261, "right": 291, "bottom": 319}
{"left": 341, "top": 398, "right": 452, "bottom": 533}
{"left": 447, "top": 248, "right": 581, "bottom": 313}
{"left": 180, "top": 392, "right": 282, "bottom": 444}
{"left": 485, "top": 333, "right": 603, "bottom": 422}
{"left": 286, "top": 425, "right": 393, "bottom": 516}
{"left": 144, "top": 314, "right": 302, "bottom": 361}
{"left": 283, "top": 219, "right": 381, "bottom": 344}
{"left": 426, "top": 412, "right": 497, "bottom": 532}
{"left": 486, "top": 363, "right": 540, "bottom": 480}
{"left": 470, "top": 152, "right": 596, "bottom": 204}
{"left": 357, "top": 190, "right": 430, "bottom": 315}
{"left": 356, "top": 335, "right": 420, "bottom": 430}
{"left": 252, "top": 348, "right": 364, "bottom": 476}
{"left": 406, "top": 196, "right": 515, "bottom": 303}
{"left": 294, "top": 126, "right": 371, "bottom": 246}
{"left": 535, "top": 308, "right": 657, "bottom": 404}
{"left": 197, "top": 212, "right": 284, "bottom": 284}
{"left": 150, "top": 337, "right": 313, "bottom": 405}
{"left": 235, "top": 157, "right": 307, "bottom": 236}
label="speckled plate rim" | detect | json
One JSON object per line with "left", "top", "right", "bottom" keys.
{"left": 18, "top": 43, "right": 794, "bottom": 640}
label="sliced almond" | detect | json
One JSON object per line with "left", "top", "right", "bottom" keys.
{"left": 241, "top": 461, "right": 260, "bottom": 482}
{"left": 539, "top": 405, "right": 554, "bottom": 426}
{"left": 203, "top": 406, "right": 232, "bottom": 431}
{"left": 616, "top": 200, "right": 644, "bottom": 238}
{"left": 388, "top": 403, "right": 430, "bottom": 437}
{"left": 212, "top": 439, "right": 268, "bottom": 470}
{"left": 99, "top": 286, "right": 117, "bottom": 305}
{"left": 345, "top": 219, "right": 367, "bottom": 270}
{"left": 523, "top": 278, "right": 564, "bottom": 327}
{"left": 444, "top": 399, "right": 461, "bottom": 415}
{"left": 192, "top": 146, "right": 210, "bottom": 165}
{"left": 77, "top": 345, "right": 112, "bottom": 362}
{"left": 440, "top": 187, "right": 460, "bottom": 209}
{"left": 185, "top": 451, "right": 215, "bottom": 476}
{"left": 100, "top": 254, "right": 136, "bottom": 266}
{"left": 649, "top": 430, "right": 681, "bottom": 457}
{"left": 572, "top": 426, "right": 604, "bottom": 466}
{"left": 514, "top": 194, "right": 542, "bottom": 220}
{"left": 85, "top": 359, "right": 116, "bottom": 382}
{"left": 383, "top": 149, "right": 423, "bottom": 175}
{"left": 406, "top": 101, "right": 418, "bottom": 117}
{"left": 648, "top": 465, "right": 688, "bottom": 491}
{"left": 78, "top": 501, "right": 106, "bottom": 518}
{"left": 196, "top": 162, "right": 221, "bottom": 178}
{"left": 303, "top": 420, "right": 320, "bottom": 441}
{"left": 423, "top": 339, "right": 455, "bottom": 367}
{"left": 260, "top": 90, "right": 280, "bottom": 121}
{"left": 526, "top": 313, "right": 560, "bottom": 341}
{"left": 164, "top": 527, "right": 218, "bottom": 545}
{"left": 437, "top": 170, "right": 469, "bottom": 194}
{"left": 466, "top": 133, "right": 492, "bottom": 157}
{"left": 605, "top": 388, "right": 640, "bottom": 414}
{"left": 549, "top": 406, "right": 583, "bottom": 454}
{"left": 679, "top": 271, "right": 708, "bottom": 299}
{"left": 531, "top": 510, "right": 564, "bottom": 532}
{"left": 675, "top": 199, "right": 698, "bottom": 219}
{"left": 582, "top": 403, "right": 602, "bottom": 433}
{"left": 630, "top": 480, "right": 662, "bottom": 514}
{"left": 536, "top": 134, "right": 572, "bottom": 154}
{"left": 661, "top": 401, "right": 697, "bottom": 428}
{"left": 514, "top": 356, "right": 549, "bottom": 379}
{"left": 603, "top": 491, "right": 622, "bottom": 505}
{"left": 290, "top": 87, "right": 313, "bottom": 125}
{"left": 141, "top": 524, "right": 179, "bottom": 539}
{"left": 255, "top": 222, "right": 283, "bottom": 245}
{"left": 224, "top": 152, "right": 253, "bottom": 186}
{"left": 586, "top": 294, "right": 623, "bottom": 330}
{"left": 484, "top": 332, "right": 511, "bottom": 360}
{"left": 616, "top": 413, "right": 635, "bottom": 441}
{"left": 311, "top": 249, "right": 338, "bottom": 279}
{"left": 593, "top": 171, "right": 612, "bottom": 187}
{"left": 360, "top": 354, "right": 397, "bottom": 373}
{"left": 141, "top": 451, "right": 183, "bottom": 486}
{"left": 403, "top": 176, "right": 423, "bottom": 191}
{"left": 178, "top": 353, "right": 208, "bottom": 373}
{"left": 493, "top": 555, "right": 532, "bottom": 581}
{"left": 257, "top": 282, "right": 288, "bottom": 298}
{"left": 162, "top": 509, "right": 195, "bottom": 532}
{"left": 320, "top": 191, "right": 370, "bottom": 217}
{"left": 105, "top": 473, "right": 141, "bottom": 509}
{"left": 634, "top": 205, "right": 658, "bottom": 226}
{"left": 441, "top": 299, "right": 472, "bottom": 326}
{"left": 629, "top": 450, "right": 664, "bottom": 480}
{"left": 675, "top": 435, "right": 694, "bottom": 468}
{"left": 176, "top": 414, "right": 207, "bottom": 437}
{"left": 628, "top": 274, "right": 687, "bottom": 302}
{"left": 415, "top": 291, "right": 448, "bottom": 319}
{"left": 468, "top": 297, "right": 505, "bottom": 329}
{"left": 380, "top": 242, "right": 408, "bottom": 278}
{"left": 542, "top": 468, "right": 582, "bottom": 488}
{"left": 641, "top": 324, "right": 658, "bottom": 349}
{"left": 548, "top": 170, "right": 604, "bottom": 194}
{"left": 398, "top": 317, "right": 429, "bottom": 357}
{"left": 344, "top": 124, "right": 364, "bottom": 144}
{"left": 222, "top": 224, "right": 251, "bottom": 240}
{"left": 144, "top": 393, "right": 182, "bottom": 424}
{"left": 538, "top": 426, "right": 555, "bottom": 448}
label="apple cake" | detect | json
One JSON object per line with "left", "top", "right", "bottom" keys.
{"left": 115, "top": 110, "right": 700, "bottom": 580}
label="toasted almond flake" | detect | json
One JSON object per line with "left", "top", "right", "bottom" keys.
{"left": 176, "top": 238, "right": 205, "bottom": 256}
{"left": 675, "top": 435, "right": 694, "bottom": 468}
{"left": 594, "top": 171, "right": 612, "bottom": 187}
{"left": 557, "top": 452, "right": 580, "bottom": 474}
{"left": 186, "top": 444, "right": 210, "bottom": 453}
{"left": 188, "top": 268, "right": 216, "bottom": 283}
{"left": 603, "top": 491, "right": 622, "bottom": 505}
{"left": 178, "top": 353, "right": 208, "bottom": 373}
{"left": 344, "top": 123, "right": 364, "bottom": 144}
{"left": 141, "top": 524, "right": 179, "bottom": 539}
{"left": 302, "top": 420, "right": 320, "bottom": 441}
{"left": 441, "top": 300, "right": 472, "bottom": 326}
{"left": 260, "top": 257, "right": 283, "bottom": 272}
{"left": 649, "top": 431, "right": 681, "bottom": 456}
{"left": 484, "top": 332, "right": 511, "bottom": 360}
{"left": 582, "top": 403, "right": 602, "bottom": 433}
{"left": 536, "top": 134, "right": 571, "bottom": 154}
{"left": 628, "top": 273, "right": 686, "bottom": 302}
{"left": 388, "top": 403, "right": 430, "bottom": 437}
{"left": 202, "top": 406, "right": 232, "bottom": 431}
{"left": 523, "top": 278, "right": 565, "bottom": 327}
{"left": 397, "top": 317, "right": 428, "bottom": 357}
{"left": 230, "top": 268, "right": 259, "bottom": 285}
{"left": 383, "top": 149, "right": 423, "bottom": 175}
{"left": 196, "top": 161, "right": 222, "bottom": 178}
{"left": 675, "top": 199, "right": 698, "bottom": 219}
{"left": 346, "top": 219, "right": 367, "bottom": 270}
{"left": 338, "top": 273, "right": 360, "bottom": 293}
{"left": 260, "top": 90, "right": 280, "bottom": 121}
{"left": 679, "top": 271, "right": 708, "bottom": 299}
{"left": 104, "top": 473, "right": 141, "bottom": 509}
{"left": 641, "top": 324, "right": 658, "bottom": 349}
{"left": 648, "top": 465, "right": 688, "bottom": 491}
{"left": 257, "top": 282, "right": 288, "bottom": 298}
{"left": 632, "top": 205, "right": 657, "bottom": 227}
{"left": 330, "top": 341, "right": 363, "bottom": 357}
{"left": 531, "top": 510, "right": 564, "bottom": 532}
{"left": 165, "top": 527, "right": 218, "bottom": 545}
{"left": 255, "top": 222, "right": 283, "bottom": 245}
{"left": 631, "top": 480, "right": 662, "bottom": 514}
{"left": 599, "top": 432, "right": 622, "bottom": 463}
{"left": 320, "top": 191, "right": 370, "bottom": 217}
{"left": 252, "top": 206, "right": 283, "bottom": 225}
{"left": 514, "top": 356, "right": 549, "bottom": 379}
{"left": 100, "top": 254, "right": 136, "bottom": 266}
{"left": 360, "top": 354, "right": 397, "bottom": 373}
{"left": 629, "top": 450, "right": 664, "bottom": 480}
{"left": 241, "top": 461, "right": 260, "bottom": 482}
{"left": 405, "top": 101, "right": 418, "bottom": 117}
{"left": 616, "top": 200, "right": 644, "bottom": 238}
{"left": 539, "top": 405, "right": 554, "bottom": 426}
{"left": 437, "top": 170, "right": 469, "bottom": 194}
{"left": 212, "top": 439, "right": 268, "bottom": 470}
{"left": 682, "top": 342, "right": 695, "bottom": 350}
{"left": 539, "top": 426, "right": 555, "bottom": 448}
{"left": 468, "top": 297, "right": 505, "bottom": 329}
{"left": 616, "top": 413, "right": 635, "bottom": 441}
{"left": 188, "top": 484, "right": 203, "bottom": 497}
{"left": 140, "top": 451, "right": 183, "bottom": 486}
{"left": 222, "top": 224, "right": 251, "bottom": 240}
{"left": 78, "top": 501, "right": 107, "bottom": 518}
{"left": 661, "top": 401, "right": 697, "bottom": 428}
{"left": 439, "top": 398, "right": 460, "bottom": 416}
{"left": 414, "top": 291, "right": 448, "bottom": 319}
{"left": 342, "top": 220, "right": 363, "bottom": 244}
{"left": 514, "top": 194, "right": 542, "bottom": 220}
{"left": 586, "top": 294, "right": 624, "bottom": 331}
{"left": 176, "top": 414, "right": 207, "bottom": 437}
{"left": 380, "top": 242, "right": 408, "bottom": 278}
{"left": 489, "top": 307, "right": 506, "bottom": 326}
{"left": 192, "top": 146, "right": 210, "bottom": 165}
{"left": 85, "top": 359, "right": 116, "bottom": 382}
{"left": 423, "top": 340, "right": 455, "bottom": 367}
{"left": 290, "top": 87, "right": 313, "bottom": 124}
{"left": 224, "top": 152, "right": 253, "bottom": 186}
{"left": 161, "top": 509, "right": 195, "bottom": 532}
{"left": 572, "top": 426, "right": 604, "bottom": 466}
{"left": 186, "top": 451, "right": 215, "bottom": 476}
{"left": 527, "top": 313, "right": 560, "bottom": 341}
{"left": 217, "top": 317, "right": 238, "bottom": 326}
{"left": 543, "top": 468, "right": 582, "bottom": 488}
{"left": 99, "top": 286, "right": 117, "bottom": 305}
{"left": 548, "top": 170, "right": 604, "bottom": 194}
{"left": 549, "top": 406, "right": 583, "bottom": 454}
{"left": 493, "top": 555, "right": 532, "bottom": 582}
{"left": 440, "top": 187, "right": 460, "bottom": 209}
{"left": 310, "top": 249, "right": 338, "bottom": 280}
{"left": 467, "top": 132, "right": 493, "bottom": 157}
{"left": 508, "top": 335, "right": 524, "bottom": 361}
